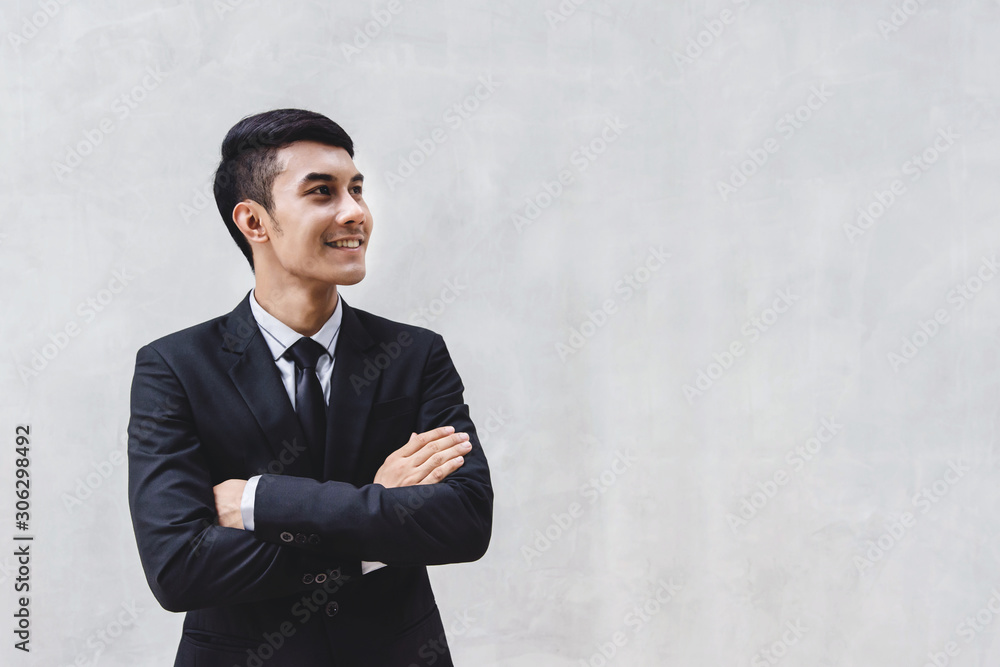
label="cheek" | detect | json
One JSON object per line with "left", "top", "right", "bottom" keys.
{"left": 276, "top": 229, "right": 318, "bottom": 260}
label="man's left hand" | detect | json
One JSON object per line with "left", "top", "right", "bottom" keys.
{"left": 214, "top": 479, "right": 247, "bottom": 529}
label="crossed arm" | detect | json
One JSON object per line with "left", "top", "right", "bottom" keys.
{"left": 236, "top": 400, "right": 493, "bottom": 566}
{"left": 213, "top": 426, "right": 473, "bottom": 530}
{"left": 128, "top": 334, "right": 492, "bottom": 613}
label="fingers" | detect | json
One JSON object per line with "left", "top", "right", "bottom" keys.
{"left": 417, "top": 453, "right": 466, "bottom": 485}
{"left": 410, "top": 430, "right": 469, "bottom": 467}
{"left": 413, "top": 438, "right": 472, "bottom": 484}
{"left": 378, "top": 426, "right": 473, "bottom": 488}
{"left": 398, "top": 425, "right": 455, "bottom": 457}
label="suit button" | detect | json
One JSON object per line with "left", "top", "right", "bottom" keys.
{"left": 280, "top": 532, "right": 294, "bottom": 543}
{"left": 294, "top": 533, "right": 306, "bottom": 544}
{"left": 308, "top": 534, "right": 321, "bottom": 544}
{"left": 325, "top": 601, "right": 339, "bottom": 617}
{"left": 314, "top": 573, "right": 327, "bottom": 584}
{"left": 302, "top": 574, "right": 314, "bottom": 585}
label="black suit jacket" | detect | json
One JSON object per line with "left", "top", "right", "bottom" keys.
{"left": 127, "top": 292, "right": 492, "bottom": 666}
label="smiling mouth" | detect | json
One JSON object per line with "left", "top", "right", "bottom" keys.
{"left": 325, "top": 239, "right": 363, "bottom": 249}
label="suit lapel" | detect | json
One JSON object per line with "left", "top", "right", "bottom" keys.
{"left": 221, "top": 292, "right": 381, "bottom": 483}
{"left": 222, "top": 293, "right": 315, "bottom": 478}
{"left": 325, "top": 296, "right": 378, "bottom": 483}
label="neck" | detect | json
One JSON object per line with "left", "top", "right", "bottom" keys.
{"left": 253, "top": 275, "right": 339, "bottom": 337}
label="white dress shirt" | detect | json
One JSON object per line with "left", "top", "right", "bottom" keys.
{"left": 242, "top": 288, "right": 385, "bottom": 574}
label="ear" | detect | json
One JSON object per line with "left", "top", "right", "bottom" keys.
{"left": 232, "top": 201, "right": 270, "bottom": 246}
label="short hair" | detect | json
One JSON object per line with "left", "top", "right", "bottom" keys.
{"left": 213, "top": 109, "right": 354, "bottom": 271}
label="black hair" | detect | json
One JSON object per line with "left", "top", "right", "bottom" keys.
{"left": 213, "top": 109, "right": 354, "bottom": 271}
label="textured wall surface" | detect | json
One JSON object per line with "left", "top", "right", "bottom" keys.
{"left": 2, "top": 1, "right": 999, "bottom": 665}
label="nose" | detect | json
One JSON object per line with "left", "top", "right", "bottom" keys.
{"left": 335, "top": 190, "right": 366, "bottom": 226}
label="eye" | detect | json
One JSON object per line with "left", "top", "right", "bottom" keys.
{"left": 312, "top": 185, "right": 331, "bottom": 195}
{"left": 350, "top": 185, "right": 363, "bottom": 196}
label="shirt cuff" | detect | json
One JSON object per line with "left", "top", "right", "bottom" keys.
{"left": 241, "top": 475, "right": 261, "bottom": 532}
{"left": 361, "top": 561, "right": 387, "bottom": 574}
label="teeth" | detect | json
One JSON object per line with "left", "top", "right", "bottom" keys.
{"left": 331, "top": 239, "right": 360, "bottom": 248}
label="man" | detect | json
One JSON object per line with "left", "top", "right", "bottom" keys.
{"left": 127, "top": 109, "right": 492, "bottom": 666}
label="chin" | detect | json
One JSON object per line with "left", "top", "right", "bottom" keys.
{"left": 335, "top": 269, "right": 366, "bottom": 286}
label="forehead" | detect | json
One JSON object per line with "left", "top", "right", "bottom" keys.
{"left": 273, "top": 141, "right": 357, "bottom": 181}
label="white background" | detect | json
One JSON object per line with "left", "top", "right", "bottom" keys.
{"left": 2, "top": 0, "right": 1000, "bottom": 665}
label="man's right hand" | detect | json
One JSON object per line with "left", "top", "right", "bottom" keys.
{"left": 374, "top": 426, "right": 472, "bottom": 489}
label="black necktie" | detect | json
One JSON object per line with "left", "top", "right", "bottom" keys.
{"left": 284, "top": 337, "right": 328, "bottom": 475}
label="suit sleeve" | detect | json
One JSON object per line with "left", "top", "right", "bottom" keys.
{"left": 127, "top": 344, "right": 333, "bottom": 612}
{"left": 251, "top": 333, "right": 494, "bottom": 566}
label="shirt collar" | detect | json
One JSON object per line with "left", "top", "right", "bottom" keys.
{"left": 248, "top": 288, "right": 342, "bottom": 361}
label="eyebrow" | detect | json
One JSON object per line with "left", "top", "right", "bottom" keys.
{"left": 298, "top": 172, "right": 365, "bottom": 187}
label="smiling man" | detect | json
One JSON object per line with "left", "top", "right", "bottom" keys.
{"left": 127, "top": 109, "right": 492, "bottom": 666}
